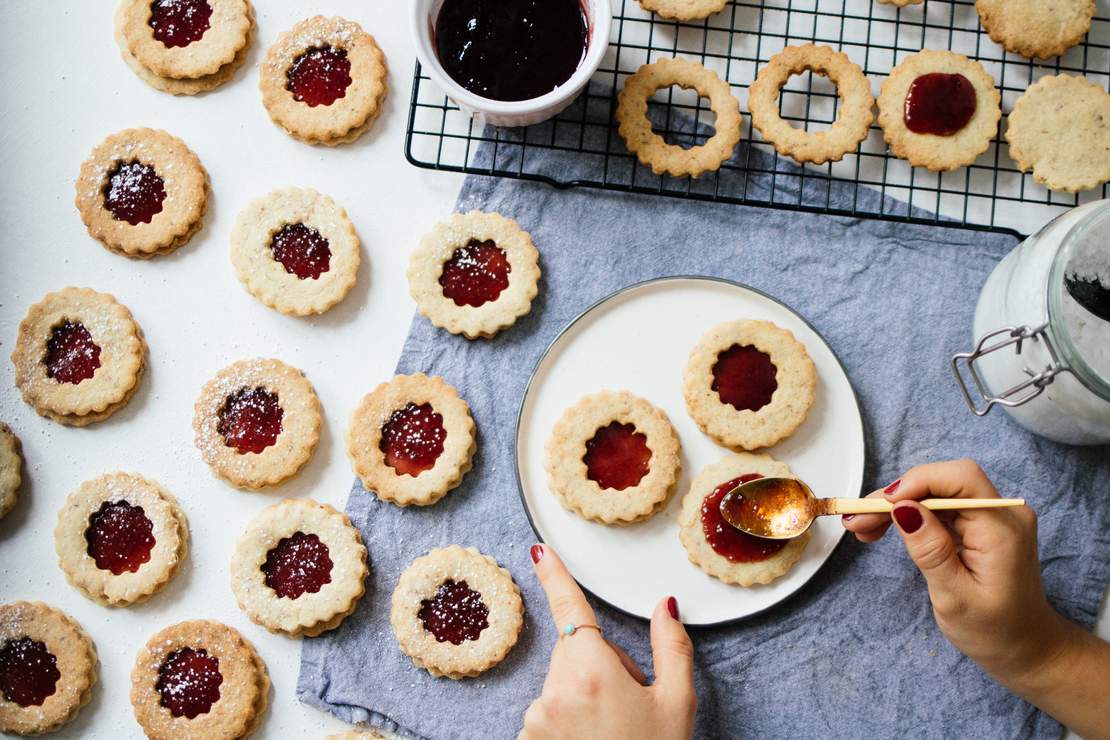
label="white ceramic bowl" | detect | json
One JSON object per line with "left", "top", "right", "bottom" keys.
{"left": 411, "top": 0, "right": 612, "bottom": 128}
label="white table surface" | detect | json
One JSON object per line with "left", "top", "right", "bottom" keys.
{"left": 0, "top": 3, "right": 1104, "bottom": 739}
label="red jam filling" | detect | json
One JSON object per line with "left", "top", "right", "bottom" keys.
{"left": 438, "top": 240, "right": 512, "bottom": 308}
{"left": 45, "top": 321, "right": 102, "bottom": 385}
{"left": 262, "top": 531, "right": 333, "bottom": 600}
{"left": 712, "top": 344, "right": 778, "bottom": 412}
{"left": 104, "top": 161, "right": 166, "bottom": 225}
{"left": 217, "top": 387, "right": 283, "bottom": 455}
{"left": 582, "top": 422, "right": 652, "bottom": 491}
{"left": 379, "top": 402, "right": 446, "bottom": 477}
{"left": 286, "top": 46, "right": 352, "bottom": 107}
{"left": 904, "top": 73, "right": 977, "bottom": 136}
{"left": 156, "top": 648, "right": 222, "bottom": 719}
{"left": 701, "top": 474, "right": 788, "bottom": 562}
{"left": 85, "top": 500, "right": 156, "bottom": 575}
{"left": 418, "top": 579, "right": 489, "bottom": 645}
{"left": 149, "top": 0, "right": 213, "bottom": 48}
{"left": 0, "top": 638, "right": 60, "bottom": 708}
{"left": 270, "top": 223, "right": 332, "bottom": 280}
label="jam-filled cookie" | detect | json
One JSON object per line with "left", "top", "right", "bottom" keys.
{"left": 683, "top": 320, "right": 816, "bottom": 450}
{"left": 193, "top": 358, "right": 322, "bottom": 489}
{"left": 678, "top": 453, "right": 810, "bottom": 586}
{"left": 0, "top": 423, "right": 22, "bottom": 519}
{"left": 0, "top": 602, "right": 97, "bottom": 736}
{"left": 230, "top": 188, "right": 361, "bottom": 316}
{"left": 12, "top": 287, "right": 146, "bottom": 426}
{"left": 55, "top": 473, "right": 188, "bottom": 606}
{"left": 391, "top": 546, "right": 523, "bottom": 679}
{"left": 545, "top": 391, "right": 681, "bottom": 525}
{"left": 260, "top": 16, "right": 388, "bottom": 145}
{"left": 130, "top": 620, "right": 269, "bottom": 740}
{"left": 976, "top": 0, "right": 1095, "bottom": 60}
{"left": 347, "top": 374, "right": 476, "bottom": 506}
{"left": 408, "top": 211, "right": 541, "bottom": 340}
{"left": 231, "top": 499, "right": 368, "bottom": 637}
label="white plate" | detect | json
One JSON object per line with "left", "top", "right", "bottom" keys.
{"left": 514, "top": 276, "right": 866, "bottom": 626}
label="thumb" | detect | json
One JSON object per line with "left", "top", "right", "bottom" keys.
{"left": 891, "top": 502, "right": 966, "bottom": 595}
{"left": 650, "top": 596, "right": 695, "bottom": 701}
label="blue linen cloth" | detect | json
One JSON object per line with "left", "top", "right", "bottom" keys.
{"left": 298, "top": 104, "right": 1110, "bottom": 739}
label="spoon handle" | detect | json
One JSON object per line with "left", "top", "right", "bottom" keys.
{"left": 825, "top": 497, "right": 1026, "bottom": 515}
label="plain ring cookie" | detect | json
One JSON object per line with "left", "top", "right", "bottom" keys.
{"left": 11, "top": 287, "right": 145, "bottom": 426}
{"left": 193, "top": 358, "right": 322, "bottom": 489}
{"left": 231, "top": 499, "right": 368, "bottom": 637}
{"left": 260, "top": 16, "right": 388, "bottom": 145}
{"left": 122, "top": 0, "right": 252, "bottom": 79}
{"left": 408, "top": 210, "right": 541, "bottom": 339}
{"left": 545, "top": 391, "right": 681, "bottom": 525}
{"left": 683, "top": 320, "right": 816, "bottom": 450}
{"left": 0, "top": 423, "right": 22, "bottom": 519}
{"left": 636, "top": 0, "right": 728, "bottom": 21}
{"left": 347, "top": 374, "right": 476, "bottom": 507}
{"left": 976, "top": 0, "right": 1095, "bottom": 60}
{"left": 878, "top": 50, "right": 1000, "bottom": 172}
{"left": 749, "top": 44, "right": 874, "bottom": 164}
{"left": 1005, "top": 75, "right": 1110, "bottom": 193}
{"left": 231, "top": 188, "right": 361, "bottom": 316}
{"left": 0, "top": 602, "right": 97, "bottom": 736}
{"left": 75, "top": 128, "right": 208, "bottom": 258}
{"left": 617, "top": 58, "right": 742, "bottom": 178}
{"left": 391, "top": 546, "right": 523, "bottom": 679}
{"left": 54, "top": 473, "right": 188, "bottom": 606}
{"left": 678, "top": 453, "right": 810, "bottom": 586}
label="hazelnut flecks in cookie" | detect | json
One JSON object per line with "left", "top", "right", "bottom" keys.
{"left": 391, "top": 546, "right": 523, "bottom": 679}
{"left": 12, "top": 287, "right": 145, "bottom": 426}
{"left": 231, "top": 188, "right": 361, "bottom": 316}
{"left": 130, "top": 620, "right": 269, "bottom": 740}
{"left": 0, "top": 602, "right": 97, "bottom": 736}
{"left": 75, "top": 128, "right": 208, "bottom": 257}
{"left": 260, "top": 16, "right": 388, "bottom": 145}
{"left": 545, "top": 391, "right": 681, "bottom": 525}
{"left": 635, "top": 0, "right": 728, "bottom": 22}
{"left": 122, "top": 0, "right": 252, "bottom": 80}
{"left": 55, "top": 473, "right": 188, "bottom": 606}
{"left": 0, "top": 423, "right": 22, "bottom": 519}
{"left": 408, "top": 211, "right": 540, "bottom": 339}
{"left": 231, "top": 499, "right": 368, "bottom": 637}
{"left": 678, "top": 453, "right": 810, "bottom": 586}
{"left": 193, "top": 358, "right": 322, "bottom": 489}
{"left": 683, "top": 320, "right": 816, "bottom": 450}
{"left": 347, "top": 374, "right": 476, "bottom": 506}
{"left": 976, "top": 0, "right": 1095, "bottom": 60}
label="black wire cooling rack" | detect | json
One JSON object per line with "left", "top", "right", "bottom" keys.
{"left": 405, "top": 0, "right": 1109, "bottom": 237}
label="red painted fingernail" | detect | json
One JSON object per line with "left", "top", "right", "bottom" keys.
{"left": 841, "top": 514, "right": 855, "bottom": 522}
{"left": 884, "top": 479, "right": 901, "bottom": 495}
{"left": 530, "top": 544, "right": 544, "bottom": 564}
{"left": 892, "top": 505, "right": 923, "bottom": 534}
{"left": 667, "top": 596, "right": 679, "bottom": 620}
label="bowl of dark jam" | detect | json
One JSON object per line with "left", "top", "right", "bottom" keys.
{"left": 413, "top": 0, "right": 611, "bottom": 127}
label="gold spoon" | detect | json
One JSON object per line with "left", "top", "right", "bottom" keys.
{"left": 719, "top": 477, "right": 1026, "bottom": 540}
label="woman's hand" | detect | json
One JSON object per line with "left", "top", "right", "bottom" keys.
{"left": 519, "top": 544, "right": 696, "bottom": 740}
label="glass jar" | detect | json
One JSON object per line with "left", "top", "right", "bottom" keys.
{"left": 953, "top": 200, "right": 1110, "bottom": 445}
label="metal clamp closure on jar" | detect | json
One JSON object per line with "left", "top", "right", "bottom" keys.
{"left": 951, "top": 323, "right": 1068, "bottom": 416}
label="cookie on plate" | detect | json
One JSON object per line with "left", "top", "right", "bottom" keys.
{"left": 545, "top": 390, "right": 681, "bottom": 525}
{"left": 0, "top": 423, "right": 22, "bottom": 519}
{"left": 678, "top": 453, "right": 810, "bottom": 586}
{"left": 391, "top": 545, "right": 523, "bottom": 678}
{"left": 976, "top": 0, "right": 1095, "bottom": 60}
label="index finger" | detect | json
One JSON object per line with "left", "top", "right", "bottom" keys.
{"left": 530, "top": 544, "right": 597, "bottom": 632}
{"left": 884, "top": 459, "right": 1000, "bottom": 503}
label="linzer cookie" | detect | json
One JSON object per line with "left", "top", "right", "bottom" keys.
{"left": 391, "top": 546, "right": 523, "bottom": 679}
{"left": 683, "top": 320, "right": 816, "bottom": 450}
{"left": 0, "top": 602, "right": 97, "bottom": 736}
{"left": 617, "top": 58, "right": 741, "bottom": 178}
{"left": 55, "top": 473, "right": 188, "bottom": 606}
{"left": 260, "top": 16, "right": 388, "bottom": 145}
{"left": 231, "top": 499, "right": 368, "bottom": 637}
{"left": 976, "top": 0, "right": 1095, "bottom": 60}
{"left": 408, "top": 211, "right": 540, "bottom": 339}
{"left": 130, "top": 620, "right": 269, "bottom": 740}
{"left": 545, "top": 391, "right": 681, "bottom": 525}
{"left": 12, "top": 287, "right": 145, "bottom": 426}
{"left": 231, "top": 188, "right": 361, "bottom": 316}
{"left": 1005, "top": 75, "right": 1110, "bottom": 193}
{"left": 347, "top": 374, "right": 476, "bottom": 507}
{"left": 749, "top": 44, "right": 874, "bottom": 164}
{"left": 193, "top": 358, "right": 322, "bottom": 489}
{"left": 878, "top": 50, "right": 1000, "bottom": 172}
{"left": 678, "top": 454, "right": 811, "bottom": 586}
{"left": 636, "top": 0, "right": 728, "bottom": 21}
{"left": 75, "top": 128, "right": 208, "bottom": 257}
{"left": 0, "top": 423, "right": 21, "bottom": 519}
